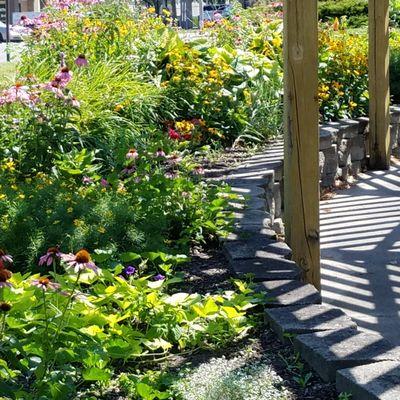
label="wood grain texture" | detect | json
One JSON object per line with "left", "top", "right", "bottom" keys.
{"left": 283, "top": 0, "right": 320, "bottom": 289}
{"left": 369, "top": 0, "right": 390, "bottom": 169}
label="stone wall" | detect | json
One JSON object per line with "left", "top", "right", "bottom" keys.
{"left": 319, "top": 106, "right": 400, "bottom": 187}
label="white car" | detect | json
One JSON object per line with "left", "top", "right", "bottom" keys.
{"left": 0, "top": 22, "right": 23, "bottom": 42}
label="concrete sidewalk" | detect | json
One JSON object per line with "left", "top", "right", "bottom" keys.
{"left": 321, "top": 161, "right": 400, "bottom": 346}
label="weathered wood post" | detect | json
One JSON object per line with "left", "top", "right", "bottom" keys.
{"left": 283, "top": 0, "right": 321, "bottom": 289}
{"left": 369, "top": 0, "right": 391, "bottom": 169}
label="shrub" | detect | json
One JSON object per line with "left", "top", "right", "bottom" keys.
{"left": 318, "top": 0, "right": 368, "bottom": 28}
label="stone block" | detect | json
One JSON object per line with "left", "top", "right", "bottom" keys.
{"left": 356, "top": 117, "right": 369, "bottom": 134}
{"left": 258, "top": 280, "right": 321, "bottom": 307}
{"left": 294, "top": 329, "right": 400, "bottom": 382}
{"left": 223, "top": 237, "right": 291, "bottom": 261}
{"left": 321, "top": 145, "right": 338, "bottom": 174}
{"left": 320, "top": 127, "right": 338, "bottom": 150}
{"left": 391, "top": 124, "right": 399, "bottom": 150}
{"left": 233, "top": 210, "right": 271, "bottom": 229}
{"left": 230, "top": 185, "right": 265, "bottom": 198}
{"left": 338, "top": 139, "right": 352, "bottom": 167}
{"left": 221, "top": 227, "right": 276, "bottom": 243}
{"left": 336, "top": 361, "right": 400, "bottom": 400}
{"left": 319, "top": 151, "right": 325, "bottom": 174}
{"left": 321, "top": 173, "right": 336, "bottom": 188}
{"left": 273, "top": 182, "right": 282, "bottom": 218}
{"left": 337, "top": 166, "right": 349, "bottom": 181}
{"left": 350, "top": 160, "right": 362, "bottom": 177}
{"left": 231, "top": 258, "right": 300, "bottom": 282}
{"left": 265, "top": 304, "right": 354, "bottom": 342}
{"left": 390, "top": 105, "right": 400, "bottom": 124}
{"left": 351, "top": 134, "right": 366, "bottom": 161}
{"left": 338, "top": 119, "right": 360, "bottom": 139}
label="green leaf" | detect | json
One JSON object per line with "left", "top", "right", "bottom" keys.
{"left": 136, "top": 382, "right": 154, "bottom": 399}
{"left": 120, "top": 252, "right": 141, "bottom": 262}
{"left": 82, "top": 367, "right": 111, "bottom": 382}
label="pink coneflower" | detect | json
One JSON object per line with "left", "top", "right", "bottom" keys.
{"left": 75, "top": 54, "right": 88, "bottom": 67}
{"left": 82, "top": 176, "right": 94, "bottom": 185}
{"left": 155, "top": 148, "right": 166, "bottom": 158}
{"left": 0, "top": 267, "right": 12, "bottom": 288}
{"left": 0, "top": 249, "right": 13, "bottom": 265}
{"left": 167, "top": 154, "right": 182, "bottom": 165}
{"left": 31, "top": 277, "right": 61, "bottom": 291}
{"left": 61, "top": 249, "right": 99, "bottom": 274}
{"left": 168, "top": 127, "right": 180, "bottom": 140}
{"left": 126, "top": 148, "right": 139, "bottom": 160}
{"left": 55, "top": 67, "right": 73, "bottom": 86}
{"left": 100, "top": 178, "right": 109, "bottom": 187}
{"left": 122, "top": 165, "right": 136, "bottom": 176}
{"left": 70, "top": 96, "right": 80, "bottom": 107}
{"left": 39, "top": 246, "right": 62, "bottom": 267}
{"left": 193, "top": 166, "right": 205, "bottom": 175}
{"left": 165, "top": 171, "right": 177, "bottom": 179}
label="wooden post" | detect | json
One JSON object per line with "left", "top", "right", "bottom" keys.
{"left": 283, "top": 0, "right": 320, "bottom": 289}
{"left": 369, "top": 0, "right": 390, "bottom": 169}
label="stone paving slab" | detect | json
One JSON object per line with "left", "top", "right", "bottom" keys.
{"left": 222, "top": 228, "right": 277, "bottom": 242}
{"left": 265, "top": 304, "right": 353, "bottom": 341}
{"left": 294, "top": 329, "right": 400, "bottom": 382}
{"left": 230, "top": 185, "right": 265, "bottom": 197}
{"left": 336, "top": 361, "right": 400, "bottom": 400}
{"left": 223, "top": 238, "right": 291, "bottom": 261}
{"left": 231, "top": 258, "right": 300, "bottom": 282}
{"left": 261, "top": 281, "right": 322, "bottom": 308}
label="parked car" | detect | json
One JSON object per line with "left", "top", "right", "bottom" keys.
{"left": 203, "top": 4, "right": 233, "bottom": 21}
{"left": 0, "top": 22, "right": 23, "bottom": 42}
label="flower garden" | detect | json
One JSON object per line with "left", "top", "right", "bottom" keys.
{"left": 0, "top": 0, "right": 397, "bottom": 398}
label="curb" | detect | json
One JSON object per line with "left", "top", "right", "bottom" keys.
{"left": 221, "top": 137, "right": 400, "bottom": 399}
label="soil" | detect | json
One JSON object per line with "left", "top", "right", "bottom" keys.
{"left": 172, "top": 246, "right": 338, "bottom": 400}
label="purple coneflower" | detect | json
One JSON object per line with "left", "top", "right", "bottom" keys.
{"left": 100, "top": 178, "right": 109, "bottom": 187}
{"left": 154, "top": 273, "right": 165, "bottom": 281}
{"left": 122, "top": 165, "right": 136, "bottom": 176}
{"left": 75, "top": 54, "right": 88, "bottom": 67}
{"left": 0, "top": 267, "right": 12, "bottom": 288}
{"left": 82, "top": 176, "right": 94, "bottom": 185}
{"left": 39, "top": 246, "right": 62, "bottom": 267}
{"left": 193, "top": 166, "right": 205, "bottom": 175}
{"left": 165, "top": 171, "right": 177, "bottom": 179}
{"left": 55, "top": 67, "right": 73, "bottom": 86}
{"left": 126, "top": 148, "right": 139, "bottom": 160}
{"left": 155, "top": 148, "right": 166, "bottom": 158}
{"left": 0, "top": 249, "right": 13, "bottom": 264}
{"left": 31, "top": 277, "right": 61, "bottom": 291}
{"left": 61, "top": 249, "right": 99, "bottom": 274}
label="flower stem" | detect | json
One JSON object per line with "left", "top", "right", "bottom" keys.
{"left": 47, "top": 271, "right": 81, "bottom": 373}
{"left": 0, "top": 313, "right": 6, "bottom": 340}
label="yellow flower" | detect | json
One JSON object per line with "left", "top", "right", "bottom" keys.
{"left": 0, "top": 194, "right": 6, "bottom": 200}
{"left": 148, "top": 7, "right": 156, "bottom": 13}
{"left": 18, "top": 194, "right": 25, "bottom": 200}
{"left": 67, "top": 207, "right": 73, "bottom": 213}
{"left": 98, "top": 226, "right": 106, "bottom": 234}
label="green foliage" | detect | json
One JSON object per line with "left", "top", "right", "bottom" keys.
{"left": 0, "top": 151, "right": 234, "bottom": 272}
{"left": 0, "top": 256, "right": 263, "bottom": 399}
{"left": 318, "top": 0, "right": 368, "bottom": 28}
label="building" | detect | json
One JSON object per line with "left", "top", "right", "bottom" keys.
{"left": 0, "top": 0, "right": 42, "bottom": 23}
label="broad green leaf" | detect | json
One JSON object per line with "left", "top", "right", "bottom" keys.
{"left": 82, "top": 367, "right": 111, "bottom": 381}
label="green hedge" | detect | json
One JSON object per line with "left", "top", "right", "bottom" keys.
{"left": 318, "top": 0, "right": 368, "bottom": 27}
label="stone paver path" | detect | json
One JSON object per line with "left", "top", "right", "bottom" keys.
{"left": 321, "top": 160, "right": 400, "bottom": 346}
